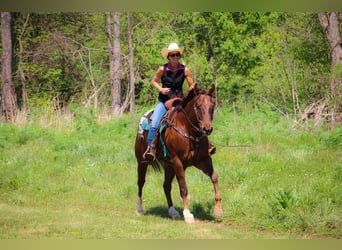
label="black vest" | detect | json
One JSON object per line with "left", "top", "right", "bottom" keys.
{"left": 158, "top": 63, "right": 186, "bottom": 103}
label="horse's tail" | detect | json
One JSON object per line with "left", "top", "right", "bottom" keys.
{"left": 150, "top": 160, "right": 162, "bottom": 172}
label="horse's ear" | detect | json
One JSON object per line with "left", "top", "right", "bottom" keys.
{"left": 193, "top": 84, "right": 201, "bottom": 95}
{"left": 209, "top": 84, "right": 216, "bottom": 97}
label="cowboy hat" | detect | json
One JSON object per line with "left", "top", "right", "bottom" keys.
{"left": 161, "top": 43, "right": 184, "bottom": 59}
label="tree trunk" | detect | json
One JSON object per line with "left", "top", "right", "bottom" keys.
{"left": 18, "top": 13, "right": 30, "bottom": 112}
{"left": 112, "top": 12, "right": 121, "bottom": 115}
{"left": 126, "top": 12, "right": 135, "bottom": 113}
{"left": 105, "top": 12, "right": 114, "bottom": 110}
{"left": 318, "top": 12, "right": 342, "bottom": 126}
{"left": 106, "top": 12, "right": 122, "bottom": 116}
{"left": 1, "top": 12, "right": 17, "bottom": 122}
{"left": 77, "top": 49, "right": 98, "bottom": 110}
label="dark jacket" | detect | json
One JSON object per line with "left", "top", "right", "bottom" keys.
{"left": 158, "top": 63, "right": 186, "bottom": 103}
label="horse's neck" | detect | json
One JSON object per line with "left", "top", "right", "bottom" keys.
{"left": 174, "top": 100, "right": 198, "bottom": 130}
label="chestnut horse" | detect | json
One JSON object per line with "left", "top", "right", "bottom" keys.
{"left": 134, "top": 84, "right": 223, "bottom": 223}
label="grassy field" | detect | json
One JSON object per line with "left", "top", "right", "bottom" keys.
{"left": 0, "top": 106, "right": 341, "bottom": 239}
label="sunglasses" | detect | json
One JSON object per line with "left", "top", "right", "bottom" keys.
{"left": 169, "top": 53, "right": 181, "bottom": 58}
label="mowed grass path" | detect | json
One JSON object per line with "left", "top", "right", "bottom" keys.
{"left": 0, "top": 107, "right": 341, "bottom": 238}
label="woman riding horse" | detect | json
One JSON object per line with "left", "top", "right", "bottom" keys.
{"left": 135, "top": 84, "right": 223, "bottom": 223}
{"left": 144, "top": 43, "right": 215, "bottom": 161}
{"left": 143, "top": 43, "right": 195, "bottom": 161}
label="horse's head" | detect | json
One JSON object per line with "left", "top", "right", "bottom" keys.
{"left": 192, "top": 84, "right": 216, "bottom": 136}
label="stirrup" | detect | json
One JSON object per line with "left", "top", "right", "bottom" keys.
{"left": 143, "top": 146, "right": 156, "bottom": 161}
{"left": 209, "top": 145, "right": 216, "bottom": 155}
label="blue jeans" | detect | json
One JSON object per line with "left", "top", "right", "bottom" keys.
{"left": 147, "top": 101, "right": 166, "bottom": 146}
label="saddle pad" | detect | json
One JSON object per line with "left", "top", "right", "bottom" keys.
{"left": 138, "top": 109, "right": 154, "bottom": 138}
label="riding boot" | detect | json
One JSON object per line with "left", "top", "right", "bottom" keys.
{"left": 143, "top": 134, "right": 158, "bottom": 161}
{"left": 143, "top": 146, "right": 156, "bottom": 161}
{"left": 208, "top": 142, "right": 216, "bottom": 155}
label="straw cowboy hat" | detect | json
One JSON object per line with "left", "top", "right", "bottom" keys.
{"left": 161, "top": 43, "right": 184, "bottom": 59}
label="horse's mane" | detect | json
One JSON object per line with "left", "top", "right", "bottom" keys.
{"left": 181, "top": 85, "right": 209, "bottom": 108}
{"left": 181, "top": 88, "right": 195, "bottom": 108}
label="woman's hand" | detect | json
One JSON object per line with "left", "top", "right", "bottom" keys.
{"left": 160, "top": 87, "right": 171, "bottom": 95}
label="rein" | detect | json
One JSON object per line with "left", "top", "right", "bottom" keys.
{"left": 169, "top": 119, "right": 201, "bottom": 143}
{"left": 168, "top": 96, "right": 205, "bottom": 145}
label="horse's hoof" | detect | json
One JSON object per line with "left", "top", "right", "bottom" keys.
{"left": 184, "top": 217, "right": 195, "bottom": 224}
{"left": 183, "top": 209, "right": 195, "bottom": 224}
{"left": 168, "top": 206, "right": 181, "bottom": 219}
{"left": 213, "top": 208, "right": 223, "bottom": 217}
{"left": 136, "top": 209, "right": 144, "bottom": 216}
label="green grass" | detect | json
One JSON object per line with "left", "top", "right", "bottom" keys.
{"left": 0, "top": 107, "right": 341, "bottom": 238}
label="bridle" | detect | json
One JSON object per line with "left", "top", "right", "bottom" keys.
{"left": 168, "top": 93, "right": 213, "bottom": 144}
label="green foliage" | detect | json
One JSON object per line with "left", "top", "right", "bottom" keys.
{"left": 270, "top": 188, "right": 296, "bottom": 217}
{"left": 7, "top": 12, "right": 337, "bottom": 116}
{"left": 319, "top": 127, "right": 342, "bottom": 148}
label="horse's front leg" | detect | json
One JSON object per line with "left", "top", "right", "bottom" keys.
{"left": 163, "top": 167, "right": 181, "bottom": 219}
{"left": 211, "top": 170, "right": 223, "bottom": 217}
{"left": 177, "top": 176, "right": 195, "bottom": 223}
{"left": 174, "top": 166, "right": 195, "bottom": 224}
{"left": 197, "top": 157, "right": 223, "bottom": 218}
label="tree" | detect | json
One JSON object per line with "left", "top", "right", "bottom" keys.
{"left": 1, "top": 12, "right": 17, "bottom": 122}
{"left": 318, "top": 12, "right": 342, "bottom": 126}
{"left": 264, "top": 13, "right": 328, "bottom": 117}
{"left": 126, "top": 12, "right": 135, "bottom": 113}
{"left": 12, "top": 13, "right": 93, "bottom": 109}
{"left": 17, "top": 13, "right": 30, "bottom": 112}
{"left": 106, "top": 12, "right": 122, "bottom": 116}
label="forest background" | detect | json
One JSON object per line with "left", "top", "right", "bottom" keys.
{"left": 0, "top": 12, "right": 341, "bottom": 124}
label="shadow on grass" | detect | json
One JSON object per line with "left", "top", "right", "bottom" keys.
{"left": 145, "top": 202, "right": 219, "bottom": 222}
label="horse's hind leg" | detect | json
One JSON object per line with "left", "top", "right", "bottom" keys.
{"left": 136, "top": 161, "right": 148, "bottom": 216}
